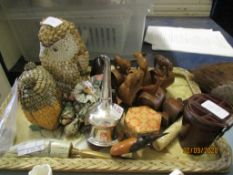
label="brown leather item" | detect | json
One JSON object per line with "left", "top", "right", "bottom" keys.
{"left": 137, "top": 88, "right": 165, "bottom": 110}
{"left": 192, "top": 63, "right": 233, "bottom": 106}
{"left": 179, "top": 93, "right": 233, "bottom": 151}
{"left": 118, "top": 69, "right": 144, "bottom": 105}
{"left": 162, "top": 98, "right": 184, "bottom": 123}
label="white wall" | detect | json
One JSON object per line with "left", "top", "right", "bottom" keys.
{"left": 149, "top": 0, "right": 212, "bottom": 17}
{"left": 0, "top": 9, "right": 21, "bottom": 70}
{"left": 0, "top": 64, "right": 10, "bottom": 105}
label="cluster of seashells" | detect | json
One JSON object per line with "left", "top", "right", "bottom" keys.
{"left": 59, "top": 79, "right": 101, "bottom": 136}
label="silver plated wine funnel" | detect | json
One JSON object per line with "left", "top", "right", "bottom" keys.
{"left": 87, "top": 55, "right": 122, "bottom": 147}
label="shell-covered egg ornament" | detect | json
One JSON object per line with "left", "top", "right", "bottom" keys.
{"left": 18, "top": 62, "right": 61, "bottom": 130}
{"left": 38, "top": 16, "right": 90, "bottom": 94}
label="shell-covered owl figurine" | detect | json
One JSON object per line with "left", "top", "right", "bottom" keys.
{"left": 18, "top": 62, "right": 62, "bottom": 130}
{"left": 38, "top": 16, "right": 90, "bottom": 94}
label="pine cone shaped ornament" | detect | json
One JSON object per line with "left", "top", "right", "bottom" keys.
{"left": 38, "top": 17, "right": 90, "bottom": 94}
{"left": 18, "top": 62, "right": 62, "bottom": 130}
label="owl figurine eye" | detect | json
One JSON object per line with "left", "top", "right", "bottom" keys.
{"left": 52, "top": 47, "right": 58, "bottom": 52}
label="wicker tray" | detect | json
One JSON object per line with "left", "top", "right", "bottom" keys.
{"left": 0, "top": 67, "right": 232, "bottom": 173}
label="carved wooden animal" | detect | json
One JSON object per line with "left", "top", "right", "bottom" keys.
{"left": 118, "top": 69, "right": 144, "bottom": 105}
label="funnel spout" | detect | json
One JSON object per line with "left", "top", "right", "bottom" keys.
{"left": 100, "top": 55, "right": 112, "bottom": 109}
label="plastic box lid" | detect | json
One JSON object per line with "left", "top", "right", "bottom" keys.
{"left": 0, "top": 0, "right": 153, "bottom": 61}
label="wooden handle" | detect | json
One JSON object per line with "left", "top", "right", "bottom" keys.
{"left": 110, "top": 138, "right": 137, "bottom": 156}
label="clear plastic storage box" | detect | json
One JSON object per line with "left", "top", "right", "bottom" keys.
{"left": 0, "top": 0, "right": 153, "bottom": 61}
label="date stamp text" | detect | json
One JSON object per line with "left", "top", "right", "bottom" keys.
{"left": 183, "top": 146, "right": 218, "bottom": 154}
